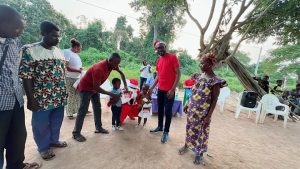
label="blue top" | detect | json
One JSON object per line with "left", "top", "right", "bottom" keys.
{"left": 111, "top": 88, "right": 122, "bottom": 107}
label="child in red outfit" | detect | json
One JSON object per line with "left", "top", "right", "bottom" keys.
{"left": 120, "top": 79, "right": 140, "bottom": 125}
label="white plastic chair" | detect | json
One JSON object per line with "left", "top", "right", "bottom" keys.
{"left": 217, "top": 87, "right": 231, "bottom": 113}
{"left": 235, "top": 92, "right": 262, "bottom": 123}
{"left": 260, "top": 94, "right": 289, "bottom": 128}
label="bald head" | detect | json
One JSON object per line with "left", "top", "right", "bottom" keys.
{"left": 0, "top": 5, "right": 24, "bottom": 38}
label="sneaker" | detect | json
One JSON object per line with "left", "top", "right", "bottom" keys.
{"left": 112, "top": 125, "right": 116, "bottom": 131}
{"left": 116, "top": 126, "right": 124, "bottom": 131}
{"left": 135, "top": 123, "right": 140, "bottom": 128}
{"left": 161, "top": 132, "right": 169, "bottom": 143}
{"left": 95, "top": 127, "right": 109, "bottom": 134}
{"left": 150, "top": 127, "right": 163, "bottom": 133}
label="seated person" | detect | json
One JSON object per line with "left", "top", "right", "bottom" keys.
{"left": 289, "top": 83, "right": 300, "bottom": 115}
{"left": 183, "top": 73, "right": 198, "bottom": 106}
{"left": 271, "top": 80, "right": 283, "bottom": 96}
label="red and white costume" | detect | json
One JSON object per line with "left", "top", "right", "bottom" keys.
{"left": 120, "top": 79, "right": 140, "bottom": 125}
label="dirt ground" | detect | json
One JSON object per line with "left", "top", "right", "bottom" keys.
{"left": 22, "top": 93, "right": 300, "bottom": 169}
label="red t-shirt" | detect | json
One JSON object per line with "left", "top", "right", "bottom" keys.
{"left": 77, "top": 59, "right": 117, "bottom": 94}
{"left": 156, "top": 53, "right": 180, "bottom": 91}
{"left": 184, "top": 79, "right": 196, "bottom": 87}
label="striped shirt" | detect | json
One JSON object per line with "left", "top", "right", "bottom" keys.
{"left": 0, "top": 37, "right": 24, "bottom": 111}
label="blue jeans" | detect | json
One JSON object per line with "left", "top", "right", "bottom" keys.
{"left": 0, "top": 100, "right": 26, "bottom": 169}
{"left": 32, "top": 106, "right": 64, "bottom": 152}
{"left": 111, "top": 105, "right": 121, "bottom": 126}
{"left": 157, "top": 89, "right": 175, "bottom": 133}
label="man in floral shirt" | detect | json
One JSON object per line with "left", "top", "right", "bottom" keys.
{"left": 20, "top": 21, "right": 68, "bottom": 161}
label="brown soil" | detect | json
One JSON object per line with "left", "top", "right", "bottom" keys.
{"left": 23, "top": 93, "right": 300, "bottom": 169}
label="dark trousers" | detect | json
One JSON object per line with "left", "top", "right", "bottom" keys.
{"left": 73, "top": 91, "right": 102, "bottom": 135}
{"left": 157, "top": 89, "right": 175, "bottom": 133}
{"left": 111, "top": 106, "right": 121, "bottom": 127}
{"left": 140, "top": 77, "right": 147, "bottom": 90}
{"left": 0, "top": 100, "right": 26, "bottom": 169}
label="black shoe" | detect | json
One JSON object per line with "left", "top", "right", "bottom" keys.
{"left": 150, "top": 127, "right": 163, "bottom": 133}
{"left": 161, "top": 132, "right": 169, "bottom": 143}
{"left": 73, "top": 134, "right": 86, "bottom": 142}
{"left": 95, "top": 128, "right": 109, "bottom": 134}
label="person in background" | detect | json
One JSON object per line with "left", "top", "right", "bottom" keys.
{"left": 140, "top": 60, "right": 151, "bottom": 90}
{"left": 149, "top": 40, "right": 181, "bottom": 143}
{"left": 146, "top": 71, "right": 158, "bottom": 96}
{"left": 271, "top": 80, "right": 283, "bottom": 96}
{"left": 20, "top": 21, "right": 68, "bottom": 161}
{"left": 183, "top": 73, "right": 198, "bottom": 106}
{"left": 64, "top": 38, "right": 83, "bottom": 119}
{"left": 0, "top": 5, "right": 41, "bottom": 169}
{"left": 107, "top": 78, "right": 124, "bottom": 131}
{"left": 260, "top": 75, "right": 270, "bottom": 93}
{"left": 72, "top": 53, "right": 127, "bottom": 142}
{"left": 290, "top": 83, "right": 300, "bottom": 115}
{"left": 178, "top": 53, "right": 226, "bottom": 165}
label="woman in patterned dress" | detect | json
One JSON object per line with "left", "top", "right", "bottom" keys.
{"left": 178, "top": 53, "right": 226, "bottom": 165}
{"left": 64, "top": 38, "right": 83, "bottom": 119}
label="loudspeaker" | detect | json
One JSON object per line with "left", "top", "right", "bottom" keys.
{"left": 241, "top": 91, "right": 258, "bottom": 108}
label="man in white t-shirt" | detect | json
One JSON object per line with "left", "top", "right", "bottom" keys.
{"left": 140, "top": 60, "right": 151, "bottom": 90}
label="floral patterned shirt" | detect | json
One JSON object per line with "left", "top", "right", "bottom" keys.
{"left": 19, "top": 43, "right": 67, "bottom": 111}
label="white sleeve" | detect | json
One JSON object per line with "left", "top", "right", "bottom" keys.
{"left": 64, "top": 49, "right": 71, "bottom": 61}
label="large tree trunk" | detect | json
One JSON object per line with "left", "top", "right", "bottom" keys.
{"left": 226, "top": 56, "right": 266, "bottom": 98}
{"left": 153, "top": 24, "right": 158, "bottom": 43}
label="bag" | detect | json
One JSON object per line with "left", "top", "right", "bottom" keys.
{"left": 241, "top": 91, "right": 258, "bottom": 108}
{"left": 72, "top": 71, "right": 85, "bottom": 89}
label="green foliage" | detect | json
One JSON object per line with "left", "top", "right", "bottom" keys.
{"left": 1, "top": 0, "right": 73, "bottom": 46}
{"left": 74, "top": 21, "right": 103, "bottom": 50}
{"left": 243, "top": 0, "right": 300, "bottom": 45}
{"left": 178, "top": 51, "right": 199, "bottom": 75}
{"left": 80, "top": 48, "right": 110, "bottom": 68}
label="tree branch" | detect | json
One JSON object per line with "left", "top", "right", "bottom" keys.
{"left": 183, "top": 0, "right": 206, "bottom": 50}
{"left": 203, "top": 0, "right": 216, "bottom": 32}
{"left": 205, "top": 0, "right": 227, "bottom": 53}
{"left": 229, "top": 0, "right": 253, "bottom": 31}
{"left": 183, "top": 0, "right": 203, "bottom": 33}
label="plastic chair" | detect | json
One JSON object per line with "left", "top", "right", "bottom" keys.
{"left": 217, "top": 87, "right": 231, "bottom": 113}
{"left": 235, "top": 92, "right": 262, "bottom": 123}
{"left": 260, "top": 94, "right": 289, "bottom": 128}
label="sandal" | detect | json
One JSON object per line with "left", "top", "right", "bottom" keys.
{"left": 23, "top": 162, "right": 42, "bottom": 169}
{"left": 178, "top": 146, "right": 189, "bottom": 155}
{"left": 73, "top": 134, "right": 86, "bottom": 142}
{"left": 40, "top": 150, "right": 55, "bottom": 161}
{"left": 67, "top": 116, "right": 74, "bottom": 120}
{"left": 50, "top": 141, "right": 68, "bottom": 148}
{"left": 193, "top": 153, "right": 204, "bottom": 165}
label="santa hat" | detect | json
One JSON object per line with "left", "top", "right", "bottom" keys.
{"left": 128, "top": 79, "right": 139, "bottom": 89}
{"left": 153, "top": 40, "right": 166, "bottom": 49}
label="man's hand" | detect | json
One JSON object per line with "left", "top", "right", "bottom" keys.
{"left": 203, "top": 116, "right": 212, "bottom": 128}
{"left": 110, "top": 93, "right": 121, "bottom": 103}
{"left": 27, "top": 99, "right": 40, "bottom": 112}
{"left": 183, "top": 105, "right": 188, "bottom": 113}
{"left": 167, "top": 88, "right": 175, "bottom": 99}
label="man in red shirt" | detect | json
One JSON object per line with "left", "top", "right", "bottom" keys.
{"left": 149, "top": 41, "right": 181, "bottom": 143}
{"left": 73, "top": 53, "right": 127, "bottom": 142}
